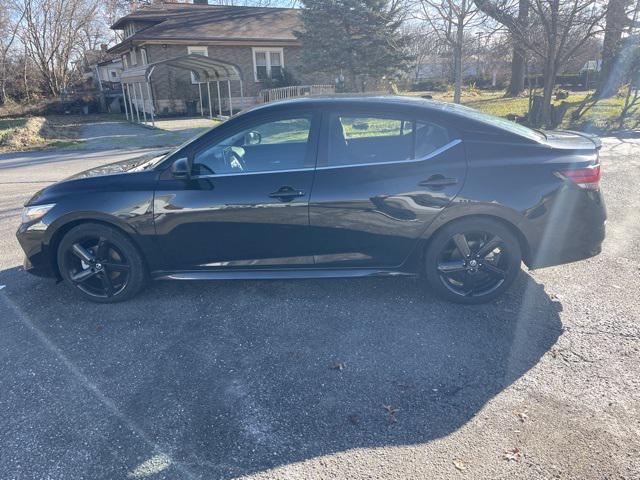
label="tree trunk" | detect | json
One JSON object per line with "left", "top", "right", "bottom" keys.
{"left": 506, "top": 0, "right": 529, "bottom": 97}
{"left": 23, "top": 48, "right": 31, "bottom": 102}
{"left": 0, "top": 63, "right": 6, "bottom": 105}
{"left": 475, "top": 0, "right": 528, "bottom": 97}
{"left": 453, "top": 20, "right": 464, "bottom": 104}
{"left": 541, "top": 57, "right": 557, "bottom": 126}
{"left": 597, "top": 0, "right": 630, "bottom": 98}
{"left": 506, "top": 45, "right": 526, "bottom": 96}
{"left": 348, "top": 70, "right": 359, "bottom": 93}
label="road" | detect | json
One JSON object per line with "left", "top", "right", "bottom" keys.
{"left": 0, "top": 127, "right": 638, "bottom": 479}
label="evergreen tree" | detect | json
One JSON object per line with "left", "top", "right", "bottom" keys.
{"left": 295, "top": 0, "right": 412, "bottom": 92}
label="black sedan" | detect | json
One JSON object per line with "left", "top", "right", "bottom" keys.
{"left": 16, "top": 96, "right": 606, "bottom": 304}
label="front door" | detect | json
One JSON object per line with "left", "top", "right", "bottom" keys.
{"left": 309, "top": 111, "right": 467, "bottom": 268}
{"left": 154, "top": 112, "right": 319, "bottom": 271}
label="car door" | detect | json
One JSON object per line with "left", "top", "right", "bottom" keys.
{"left": 309, "top": 109, "right": 466, "bottom": 268}
{"left": 153, "top": 111, "right": 320, "bottom": 271}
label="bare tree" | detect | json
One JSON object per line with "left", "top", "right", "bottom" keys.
{"left": 597, "top": 0, "right": 637, "bottom": 97}
{"left": 18, "top": 0, "right": 100, "bottom": 96}
{"left": 475, "top": 0, "right": 605, "bottom": 124}
{"left": 0, "top": 3, "right": 25, "bottom": 104}
{"left": 529, "top": 0, "right": 606, "bottom": 124}
{"left": 474, "top": 0, "right": 529, "bottom": 96}
{"left": 416, "top": 0, "right": 480, "bottom": 103}
{"left": 402, "top": 24, "right": 440, "bottom": 83}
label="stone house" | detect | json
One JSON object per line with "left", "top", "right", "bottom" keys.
{"left": 108, "top": 1, "right": 319, "bottom": 116}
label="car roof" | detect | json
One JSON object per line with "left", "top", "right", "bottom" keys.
{"left": 241, "top": 95, "right": 544, "bottom": 143}
{"left": 246, "top": 95, "right": 455, "bottom": 114}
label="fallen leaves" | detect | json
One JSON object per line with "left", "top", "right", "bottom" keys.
{"left": 330, "top": 361, "right": 346, "bottom": 371}
{"left": 503, "top": 447, "right": 523, "bottom": 462}
{"left": 453, "top": 459, "right": 466, "bottom": 471}
{"left": 515, "top": 410, "right": 528, "bottom": 423}
{"left": 550, "top": 346, "right": 595, "bottom": 363}
{"left": 383, "top": 404, "right": 399, "bottom": 423}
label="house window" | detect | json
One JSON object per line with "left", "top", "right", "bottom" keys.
{"left": 124, "top": 23, "right": 135, "bottom": 38}
{"left": 187, "top": 46, "right": 208, "bottom": 84}
{"left": 111, "top": 71, "right": 117, "bottom": 78}
{"left": 130, "top": 49, "right": 137, "bottom": 66}
{"left": 122, "top": 55, "right": 128, "bottom": 69}
{"left": 252, "top": 47, "right": 284, "bottom": 82}
{"left": 141, "top": 48, "right": 148, "bottom": 66}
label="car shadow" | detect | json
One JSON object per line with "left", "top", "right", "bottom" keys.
{"left": 0, "top": 266, "right": 562, "bottom": 479}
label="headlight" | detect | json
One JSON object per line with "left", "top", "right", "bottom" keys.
{"left": 21, "top": 204, "right": 55, "bottom": 224}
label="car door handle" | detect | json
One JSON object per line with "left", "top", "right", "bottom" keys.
{"left": 419, "top": 175, "right": 459, "bottom": 188}
{"left": 269, "top": 186, "right": 305, "bottom": 200}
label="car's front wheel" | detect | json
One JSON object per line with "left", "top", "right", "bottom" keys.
{"left": 424, "top": 218, "right": 522, "bottom": 304}
{"left": 57, "top": 223, "right": 146, "bottom": 303}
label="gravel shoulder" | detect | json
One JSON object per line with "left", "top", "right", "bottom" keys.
{"left": 0, "top": 136, "right": 638, "bottom": 479}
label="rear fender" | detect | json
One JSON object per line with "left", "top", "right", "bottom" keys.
{"left": 401, "top": 201, "right": 531, "bottom": 271}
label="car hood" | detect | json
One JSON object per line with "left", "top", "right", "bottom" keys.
{"left": 24, "top": 151, "right": 168, "bottom": 206}
{"left": 543, "top": 130, "right": 602, "bottom": 150}
{"left": 65, "top": 151, "right": 169, "bottom": 180}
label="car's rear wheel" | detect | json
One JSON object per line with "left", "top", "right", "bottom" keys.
{"left": 424, "top": 218, "right": 522, "bottom": 304}
{"left": 57, "top": 223, "right": 146, "bottom": 303}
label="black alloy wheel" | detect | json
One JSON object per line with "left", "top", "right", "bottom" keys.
{"left": 425, "top": 218, "right": 522, "bottom": 304}
{"left": 57, "top": 223, "right": 146, "bottom": 303}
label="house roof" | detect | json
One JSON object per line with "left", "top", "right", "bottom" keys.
{"left": 109, "top": 3, "right": 301, "bottom": 53}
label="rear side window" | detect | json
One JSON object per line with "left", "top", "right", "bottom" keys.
{"left": 340, "top": 116, "right": 413, "bottom": 139}
{"left": 326, "top": 114, "right": 453, "bottom": 167}
{"left": 415, "top": 121, "right": 451, "bottom": 158}
{"left": 327, "top": 114, "right": 414, "bottom": 166}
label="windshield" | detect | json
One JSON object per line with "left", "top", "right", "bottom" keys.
{"left": 446, "top": 103, "right": 546, "bottom": 142}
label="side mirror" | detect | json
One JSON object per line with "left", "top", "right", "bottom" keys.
{"left": 171, "top": 157, "right": 190, "bottom": 179}
{"left": 244, "top": 131, "right": 262, "bottom": 145}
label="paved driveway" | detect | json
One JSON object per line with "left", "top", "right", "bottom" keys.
{"left": 0, "top": 137, "right": 638, "bottom": 479}
{"left": 76, "top": 120, "right": 209, "bottom": 151}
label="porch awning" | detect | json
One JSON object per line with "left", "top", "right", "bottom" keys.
{"left": 120, "top": 54, "right": 243, "bottom": 84}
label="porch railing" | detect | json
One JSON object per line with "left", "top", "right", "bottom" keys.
{"left": 259, "top": 84, "right": 335, "bottom": 103}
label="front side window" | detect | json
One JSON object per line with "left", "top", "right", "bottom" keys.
{"left": 193, "top": 116, "right": 312, "bottom": 176}
{"left": 252, "top": 48, "right": 284, "bottom": 81}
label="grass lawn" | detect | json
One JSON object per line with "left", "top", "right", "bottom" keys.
{"left": 0, "top": 118, "right": 28, "bottom": 144}
{"left": 0, "top": 116, "right": 85, "bottom": 152}
{"left": 0, "top": 114, "right": 129, "bottom": 152}
{"left": 403, "top": 89, "right": 639, "bottom": 131}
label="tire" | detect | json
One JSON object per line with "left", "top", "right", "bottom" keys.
{"left": 424, "top": 217, "right": 522, "bottom": 304}
{"left": 57, "top": 223, "right": 147, "bottom": 303}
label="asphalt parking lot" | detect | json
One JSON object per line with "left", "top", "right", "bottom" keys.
{"left": 0, "top": 130, "right": 639, "bottom": 479}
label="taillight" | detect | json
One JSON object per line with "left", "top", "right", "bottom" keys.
{"left": 556, "top": 164, "right": 601, "bottom": 190}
